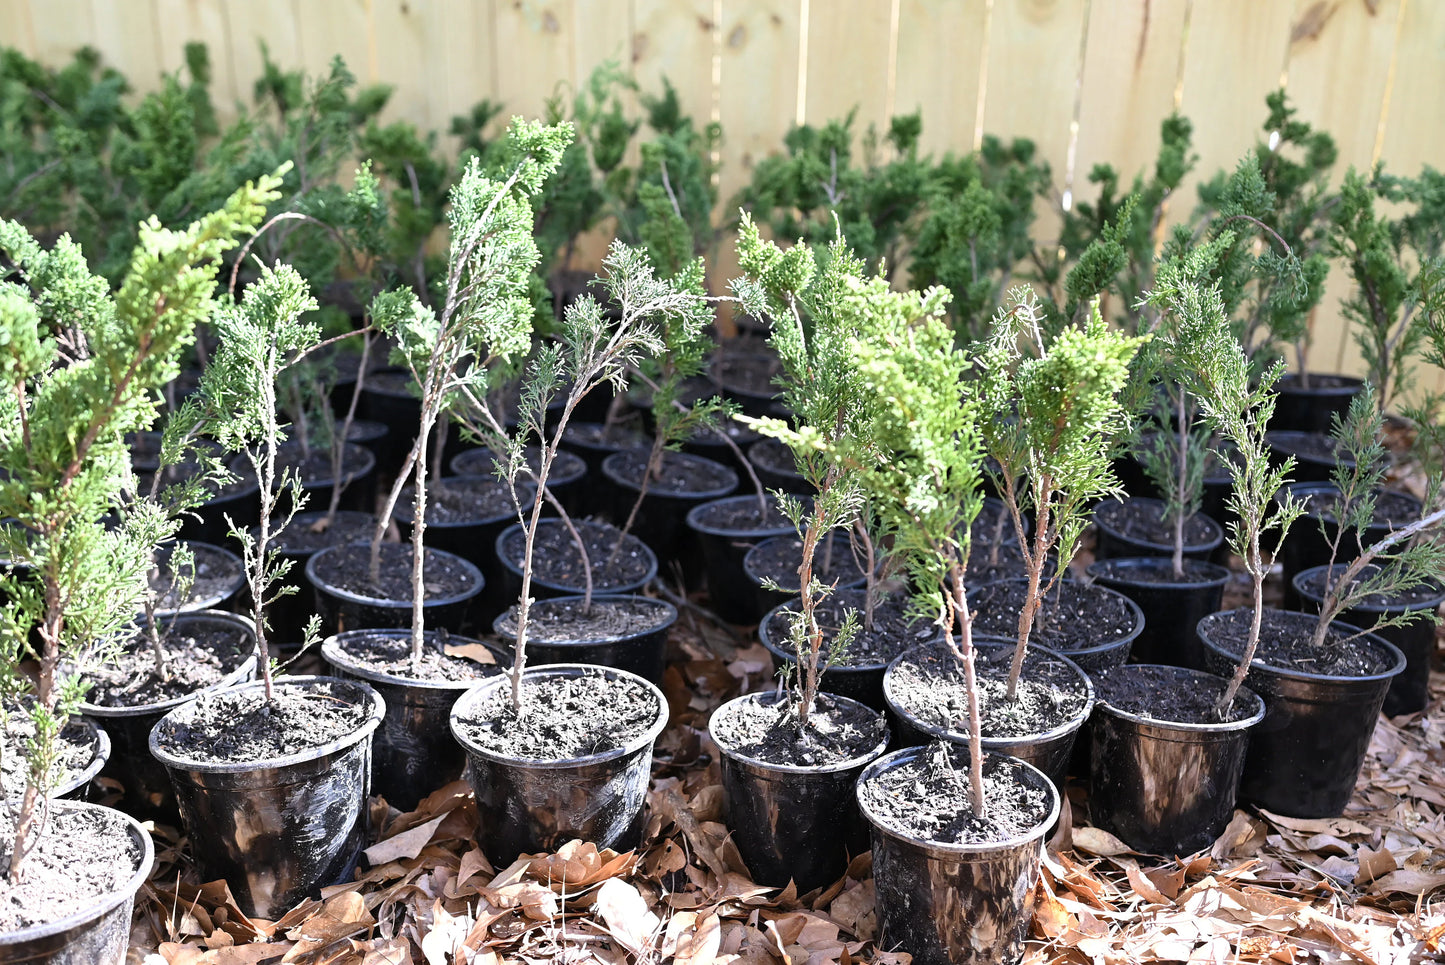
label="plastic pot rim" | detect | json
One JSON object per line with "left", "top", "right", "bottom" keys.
{"left": 1277, "top": 373, "right": 1365, "bottom": 394}
{"left": 0, "top": 800, "right": 155, "bottom": 947}
{"left": 973, "top": 577, "right": 1147, "bottom": 659}
{"left": 491, "top": 595, "right": 677, "bottom": 647}
{"left": 1281, "top": 482, "right": 1424, "bottom": 528}
{"left": 757, "top": 593, "right": 933, "bottom": 674}
{"left": 1086, "top": 556, "right": 1233, "bottom": 590}
{"left": 390, "top": 477, "right": 536, "bottom": 529}
{"left": 494, "top": 521, "right": 659, "bottom": 596}
{"left": 148, "top": 541, "right": 247, "bottom": 616}
{"left": 305, "top": 543, "right": 485, "bottom": 610}
{"left": 882, "top": 641, "right": 1096, "bottom": 749}
{"left": 600, "top": 449, "right": 739, "bottom": 501}
{"left": 449, "top": 663, "right": 668, "bottom": 771}
{"left": 1291, "top": 564, "right": 1445, "bottom": 616}
{"left": 743, "top": 533, "right": 867, "bottom": 594}
{"left": 1091, "top": 664, "right": 1266, "bottom": 733}
{"left": 148, "top": 674, "right": 386, "bottom": 774}
{"left": 1196, "top": 608, "right": 1407, "bottom": 684}
{"left": 54, "top": 716, "right": 110, "bottom": 797}
{"left": 236, "top": 440, "right": 377, "bottom": 492}
{"left": 1092, "top": 497, "right": 1225, "bottom": 555}
{"left": 855, "top": 746, "right": 1061, "bottom": 854}
{"left": 450, "top": 446, "right": 586, "bottom": 486}
{"left": 710, "top": 691, "right": 891, "bottom": 777}
{"left": 1265, "top": 431, "right": 1355, "bottom": 468}
{"left": 321, "top": 630, "right": 505, "bottom": 692}
{"left": 684, "top": 494, "right": 796, "bottom": 540}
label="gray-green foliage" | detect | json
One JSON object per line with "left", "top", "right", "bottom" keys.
{"left": 0, "top": 170, "right": 280, "bottom": 877}
{"left": 979, "top": 289, "right": 1144, "bottom": 695}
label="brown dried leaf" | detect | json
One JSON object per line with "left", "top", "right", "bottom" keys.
{"left": 364, "top": 813, "right": 448, "bottom": 865}
{"left": 1073, "top": 826, "right": 1132, "bottom": 857}
{"left": 595, "top": 877, "right": 661, "bottom": 957}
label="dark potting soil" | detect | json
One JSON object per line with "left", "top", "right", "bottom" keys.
{"left": 888, "top": 640, "right": 1090, "bottom": 738}
{"left": 1267, "top": 431, "right": 1350, "bottom": 464}
{"left": 749, "top": 533, "right": 865, "bottom": 592}
{"left": 1295, "top": 565, "right": 1445, "bottom": 609}
{"left": 269, "top": 441, "right": 373, "bottom": 483}
{"left": 749, "top": 437, "right": 800, "bottom": 477}
{"left": 455, "top": 670, "right": 659, "bottom": 760}
{"left": 453, "top": 445, "right": 586, "bottom": 483}
{"left": 1093, "top": 664, "right": 1256, "bottom": 724}
{"left": 606, "top": 449, "right": 735, "bottom": 495}
{"left": 0, "top": 716, "right": 97, "bottom": 800}
{"left": 689, "top": 495, "right": 792, "bottom": 533}
{"left": 1094, "top": 498, "right": 1218, "bottom": 547}
{"left": 149, "top": 543, "right": 239, "bottom": 610}
{"left": 858, "top": 744, "right": 1051, "bottom": 845}
{"left": 153, "top": 678, "right": 372, "bottom": 763}
{"left": 393, "top": 476, "right": 520, "bottom": 525}
{"left": 711, "top": 692, "right": 887, "bottom": 767}
{"left": 765, "top": 588, "right": 938, "bottom": 668}
{"left": 271, "top": 511, "right": 375, "bottom": 554}
{"left": 1204, "top": 608, "right": 1397, "bottom": 677}
{"left": 970, "top": 580, "right": 1136, "bottom": 654}
{"left": 497, "top": 597, "right": 669, "bottom": 642}
{"left": 563, "top": 423, "right": 648, "bottom": 451}
{"left": 630, "top": 375, "right": 718, "bottom": 411}
{"left": 1088, "top": 556, "right": 1227, "bottom": 586}
{"left": 500, "top": 519, "right": 653, "bottom": 590}
{"left": 1279, "top": 373, "right": 1360, "bottom": 390}
{"left": 140, "top": 456, "right": 256, "bottom": 500}
{"left": 1297, "top": 488, "right": 1420, "bottom": 527}
{"left": 84, "top": 623, "right": 251, "bottom": 706}
{"left": 312, "top": 543, "right": 479, "bottom": 603}
{"left": 0, "top": 805, "right": 140, "bottom": 932}
{"left": 715, "top": 352, "right": 782, "bottom": 397}
{"left": 332, "top": 631, "right": 500, "bottom": 682}
{"left": 366, "top": 369, "right": 417, "bottom": 398}
{"left": 689, "top": 417, "right": 760, "bottom": 448}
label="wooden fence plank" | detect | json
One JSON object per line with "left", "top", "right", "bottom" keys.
{"left": 801, "top": 0, "right": 892, "bottom": 135}
{"left": 221, "top": 0, "right": 302, "bottom": 112}
{"left": 372, "top": 0, "right": 450, "bottom": 131}
{"left": 632, "top": 0, "right": 714, "bottom": 113}
{"left": 440, "top": 0, "right": 498, "bottom": 138}
{"left": 573, "top": 0, "right": 631, "bottom": 91}
{"left": 88, "top": 0, "right": 162, "bottom": 90}
{"left": 981, "top": 0, "right": 1090, "bottom": 242}
{"left": 154, "top": 0, "right": 242, "bottom": 119}
{"left": 0, "top": 0, "right": 38, "bottom": 56}
{"left": 293, "top": 0, "right": 372, "bottom": 84}
{"left": 493, "top": 0, "right": 576, "bottom": 122}
{"left": 893, "top": 0, "right": 987, "bottom": 159}
{"left": 25, "top": 0, "right": 94, "bottom": 66}
{"left": 1073, "top": 0, "right": 1188, "bottom": 197}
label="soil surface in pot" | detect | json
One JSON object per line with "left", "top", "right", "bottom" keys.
{"left": 270, "top": 442, "right": 373, "bottom": 483}
{"left": 149, "top": 543, "right": 239, "bottom": 610}
{"left": 711, "top": 692, "right": 885, "bottom": 767}
{"left": 1204, "top": 609, "right": 1396, "bottom": 676}
{"left": 765, "top": 588, "right": 937, "bottom": 668}
{"left": 750, "top": 533, "right": 865, "bottom": 592}
{"left": 1093, "top": 665, "right": 1256, "bottom": 724}
{"left": 453, "top": 445, "right": 585, "bottom": 482}
{"left": 1295, "top": 566, "right": 1444, "bottom": 609}
{"left": 607, "top": 449, "right": 735, "bottom": 494}
{"left": 858, "top": 746, "right": 1050, "bottom": 844}
{"left": 84, "top": 621, "right": 252, "bottom": 706}
{"left": 312, "top": 543, "right": 478, "bottom": 602}
{"left": 139, "top": 454, "right": 256, "bottom": 499}
{"left": 332, "top": 631, "right": 500, "bottom": 682}
{"left": 690, "top": 495, "right": 791, "bottom": 532}
{"left": 455, "top": 670, "right": 658, "bottom": 759}
{"left": 889, "top": 641, "right": 1090, "bottom": 738}
{"left": 271, "top": 511, "right": 374, "bottom": 554}
{"left": 748, "top": 438, "right": 799, "bottom": 477}
{"left": 0, "top": 805, "right": 140, "bottom": 931}
{"left": 1267, "top": 432, "right": 1349, "bottom": 464}
{"left": 154, "top": 678, "right": 372, "bottom": 763}
{"left": 497, "top": 597, "right": 669, "bottom": 641}
{"left": 1, "top": 717, "right": 98, "bottom": 799}
{"left": 971, "top": 581, "right": 1135, "bottom": 654}
{"left": 715, "top": 353, "right": 781, "bottom": 397}
{"left": 1095, "top": 498, "right": 1218, "bottom": 547}
{"left": 500, "top": 520, "right": 653, "bottom": 590}
{"left": 562, "top": 423, "right": 647, "bottom": 450}
{"left": 1088, "top": 556, "right": 1226, "bottom": 586}
{"left": 689, "top": 417, "right": 759, "bottom": 449}
{"left": 366, "top": 369, "right": 416, "bottom": 397}
{"left": 393, "top": 476, "right": 518, "bottom": 525}
{"left": 1295, "top": 488, "right": 1420, "bottom": 527}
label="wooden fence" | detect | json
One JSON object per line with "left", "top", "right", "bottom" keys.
{"left": 3, "top": 0, "right": 1444, "bottom": 390}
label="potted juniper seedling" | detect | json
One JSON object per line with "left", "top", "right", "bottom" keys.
{"left": 838, "top": 281, "right": 1060, "bottom": 965}
{"left": 449, "top": 240, "right": 693, "bottom": 865}
{"left": 1290, "top": 384, "right": 1445, "bottom": 718}
{"left": 315, "top": 122, "right": 575, "bottom": 809}
{"left": 970, "top": 289, "right": 1146, "bottom": 677}
{"left": 0, "top": 175, "right": 284, "bottom": 958}
{"left": 708, "top": 222, "right": 892, "bottom": 893}
{"left": 148, "top": 263, "right": 385, "bottom": 919}
{"left": 1185, "top": 289, "right": 1406, "bottom": 820}
{"left": 1084, "top": 262, "right": 1270, "bottom": 854}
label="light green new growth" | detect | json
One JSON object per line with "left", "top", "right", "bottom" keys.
{"left": 0, "top": 170, "right": 281, "bottom": 880}
{"left": 979, "top": 288, "right": 1144, "bottom": 699}
{"left": 1150, "top": 255, "right": 1302, "bottom": 714}
{"left": 200, "top": 262, "right": 322, "bottom": 700}
{"left": 369, "top": 118, "right": 572, "bottom": 672}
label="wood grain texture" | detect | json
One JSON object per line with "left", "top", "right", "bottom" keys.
{"left": 801, "top": 0, "right": 892, "bottom": 135}
{"left": 221, "top": 0, "right": 302, "bottom": 112}
{"left": 154, "top": 0, "right": 241, "bottom": 118}
{"left": 893, "top": 0, "right": 987, "bottom": 158}
{"left": 492, "top": 0, "right": 575, "bottom": 122}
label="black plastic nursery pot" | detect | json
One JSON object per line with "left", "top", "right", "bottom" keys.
{"left": 882, "top": 639, "right": 1093, "bottom": 795}
{"left": 681, "top": 419, "right": 761, "bottom": 480}
{"left": 150, "top": 541, "right": 246, "bottom": 616}
{"left": 1271, "top": 373, "right": 1365, "bottom": 434}
{"left": 80, "top": 610, "right": 257, "bottom": 820}
{"left": 148, "top": 675, "right": 386, "bottom": 919}
{"left": 232, "top": 442, "right": 378, "bottom": 522}
{"left": 1265, "top": 430, "right": 1354, "bottom": 484}
{"left": 969, "top": 578, "right": 1146, "bottom": 674}
{"left": 0, "top": 801, "right": 155, "bottom": 965}
{"left": 743, "top": 531, "right": 867, "bottom": 621}
{"left": 263, "top": 511, "right": 376, "bottom": 646}
{"left": 600, "top": 449, "right": 738, "bottom": 570}
{"left": 1292, "top": 565, "right": 1445, "bottom": 717}
{"left": 450, "top": 445, "right": 587, "bottom": 518}
{"left": 1086, "top": 557, "right": 1232, "bottom": 668}
{"left": 493, "top": 519, "right": 659, "bottom": 605}
{"left": 685, "top": 494, "right": 797, "bottom": 624}
{"left": 714, "top": 351, "right": 783, "bottom": 418}
{"left": 449, "top": 664, "right": 668, "bottom": 866}
{"left": 1088, "top": 664, "right": 1265, "bottom": 855}
{"left": 51, "top": 717, "right": 110, "bottom": 801}
{"left": 345, "top": 419, "right": 390, "bottom": 469}
{"left": 557, "top": 422, "right": 647, "bottom": 489}
{"left": 1091, "top": 497, "right": 1224, "bottom": 564}
{"left": 746, "top": 437, "right": 812, "bottom": 495}
{"left": 710, "top": 692, "right": 890, "bottom": 894}
{"left": 176, "top": 472, "right": 261, "bottom": 550}
{"left": 306, "top": 542, "right": 485, "bottom": 636}
{"left": 321, "top": 629, "right": 505, "bottom": 811}
{"left": 1197, "top": 609, "right": 1405, "bottom": 818}
{"left": 857, "top": 746, "right": 1059, "bottom": 965}
{"left": 1276, "top": 483, "right": 1421, "bottom": 609}
{"left": 492, "top": 595, "right": 676, "bottom": 686}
